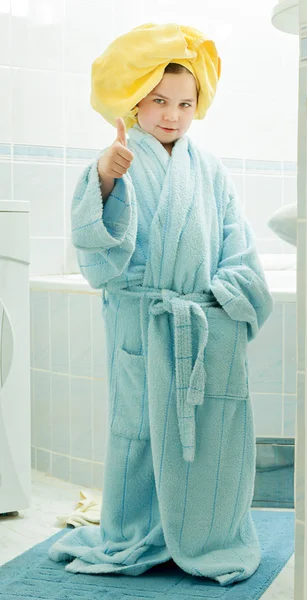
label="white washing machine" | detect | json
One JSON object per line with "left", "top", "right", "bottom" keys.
{"left": 0, "top": 200, "right": 31, "bottom": 514}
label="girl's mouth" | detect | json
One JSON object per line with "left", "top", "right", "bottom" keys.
{"left": 159, "top": 126, "right": 177, "bottom": 133}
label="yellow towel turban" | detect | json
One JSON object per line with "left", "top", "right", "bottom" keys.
{"left": 90, "top": 23, "right": 221, "bottom": 130}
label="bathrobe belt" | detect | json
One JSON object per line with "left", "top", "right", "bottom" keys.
{"left": 104, "top": 286, "right": 218, "bottom": 462}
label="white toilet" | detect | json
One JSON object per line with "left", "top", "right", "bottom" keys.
{"left": 0, "top": 200, "right": 31, "bottom": 514}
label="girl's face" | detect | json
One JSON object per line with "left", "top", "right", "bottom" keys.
{"left": 136, "top": 70, "right": 198, "bottom": 154}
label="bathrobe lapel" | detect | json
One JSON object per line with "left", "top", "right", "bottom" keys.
{"left": 128, "top": 126, "right": 215, "bottom": 462}
{"left": 142, "top": 135, "right": 195, "bottom": 289}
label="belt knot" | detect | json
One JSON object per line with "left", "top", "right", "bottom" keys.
{"left": 150, "top": 288, "right": 180, "bottom": 315}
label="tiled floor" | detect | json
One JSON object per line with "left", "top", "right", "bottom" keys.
{"left": 0, "top": 469, "right": 295, "bottom": 599}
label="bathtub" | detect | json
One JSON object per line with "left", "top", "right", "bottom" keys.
{"left": 29, "top": 253, "right": 297, "bottom": 492}
{"left": 29, "top": 253, "right": 296, "bottom": 302}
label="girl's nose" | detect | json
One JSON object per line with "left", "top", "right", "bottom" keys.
{"left": 163, "top": 111, "right": 179, "bottom": 122}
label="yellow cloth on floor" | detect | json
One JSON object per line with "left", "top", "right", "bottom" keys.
{"left": 56, "top": 491, "right": 102, "bottom": 528}
{"left": 90, "top": 22, "right": 221, "bottom": 129}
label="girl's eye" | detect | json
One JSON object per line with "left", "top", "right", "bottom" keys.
{"left": 154, "top": 99, "right": 192, "bottom": 108}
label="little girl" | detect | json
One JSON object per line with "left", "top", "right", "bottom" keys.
{"left": 49, "top": 23, "right": 273, "bottom": 586}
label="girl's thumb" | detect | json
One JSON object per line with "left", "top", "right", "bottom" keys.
{"left": 116, "top": 117, "right": 127, "bottom": 147}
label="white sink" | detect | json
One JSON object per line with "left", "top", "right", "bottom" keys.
{"left": 272, "top": 0, "right": 298, "bottom": 35}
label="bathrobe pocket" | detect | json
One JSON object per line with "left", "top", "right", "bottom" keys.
{"left": 111, "top": 347, "right": 150, "bottom": 441}
{"left": 204, "top": 307, "right": 249, "bottom": 399}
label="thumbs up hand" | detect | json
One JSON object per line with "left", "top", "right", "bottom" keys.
{"left": 98, "top": 117, "right": 134, "bottom": 181}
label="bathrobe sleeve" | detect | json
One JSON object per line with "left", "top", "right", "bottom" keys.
{"left": 71, "top": 156, "right": 137, "bottom": 289}
{"left": 210, "top": 169, "right": 273, "bottom": 341}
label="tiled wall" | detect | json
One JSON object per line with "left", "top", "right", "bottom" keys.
{"left": 0, "top": 0, "right": 298, "bottom": 275}
{"left": 30, "top": 288, "right": 108, "bottom": 489}
{"left": 30, "top": 288, "right": 296, "bottom": 489}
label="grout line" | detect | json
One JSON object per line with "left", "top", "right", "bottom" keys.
{"left": 282, "top": 304, "right": 285, "bottom": 436}
{"left": 67, "top": 293, "right": 72, "bottom": 483}
{"left": 34, "top": 447, "right": 104, "bottom": 465}
{"left": 30, "top": 366, "right": 106, "bottom": 381}
{"left": 29, "top": 367, "right": 296, "bottom": 393}
{"left": 30, "top": 236, "right": 66, "bottom": 240}
{"left": 48, "top": 291, "right": 52, "bottom": 459}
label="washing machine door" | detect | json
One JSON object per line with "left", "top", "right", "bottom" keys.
{"left": 0, "top": 201, "right": 29, "bottom": 388}
{"left": 0, "top": 200, "right": 31, "bottom": 514}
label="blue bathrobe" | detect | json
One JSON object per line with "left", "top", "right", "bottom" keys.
{"left": 49, "top": 124, "right": 273, "bottom": 585}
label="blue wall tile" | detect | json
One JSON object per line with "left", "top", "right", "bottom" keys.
{"left": 71, "top": 459, "right": 93, "bottom": 487}
{"left": 51, "top": 374, "right": 70, "bottom": 455}
{"left": 70, "top": 377, "right": 92, "bottom": 460}
{"left": 51, "top": 454, "right": 70, "bottom": 482}
{"left": 33, "top": 370, "right": 51, "bottom": 449}
{"left": 50, "top": 292, "right": 69, "bottom": 374}
{"left": 69, "top": 294, "right": 92, "bottom": 377}
{"left": 36, "top": 449, "right": 51, "bottom": 474}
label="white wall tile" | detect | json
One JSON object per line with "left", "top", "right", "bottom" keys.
{"left": 0, "top": 67, "right": 11, "bottom": 143}
{"left": 255, "top": 238, "right": 282, "bottom": 254}
{"left": 64, "top": 72, "right": 114, "bottom": 149}
{"left": 11, "top": 0, "right": 64, "bottom": 71}
{"left": 245, "top": 175, "right": 283, "bottom": 239}
{"left": 65, "top": 237, "right": 79, "bottom": 274}
{"left": 189, "top": 86, "right": 297, "bottom": 161}
{"left": 65, "top": 164, "right": 85, "bottom": 236}
{"left": 0, "top": 162, "right": 12, "bottom": 199}
{"left": 13, "top": 163, "right": 64, "bottom": 237}
{"left": 220, "top": 26, "right": 284, "bottom": 96}
{"left": 30, "top": 238, "right": 65, "bottom": 275}
{"left": 283, "top": 175, "right": 297, "bottom": 206}
{"left": 0, "top": 10, "right": 10, "bottom": 66}
{"left": 11, "top": 68, "right": 64, "bottom": 145}
{"left": 64, "top": 0, "right": 114, "bottom": 74}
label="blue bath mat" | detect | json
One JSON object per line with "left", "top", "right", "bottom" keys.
{"left": 0, "top": 510, "right": 294, "bottom": 600}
